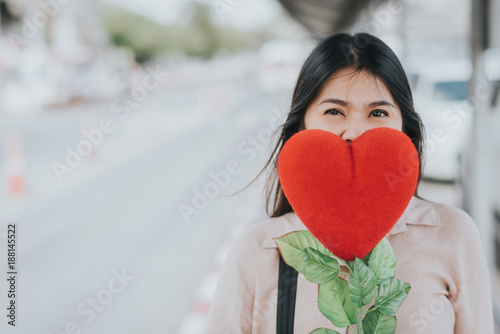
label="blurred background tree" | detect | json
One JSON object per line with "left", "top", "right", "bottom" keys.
{"left": 99, "top": 0, "right": 264, "bottom": 63}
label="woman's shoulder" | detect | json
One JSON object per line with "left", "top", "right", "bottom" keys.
{"left": 227, "top": 212, "right": 306, "bottom": 259}
{"left": 411, "top": 196, "right": 481, "bottom": 242}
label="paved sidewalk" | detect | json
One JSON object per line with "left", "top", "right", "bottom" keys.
{"left": 175, "top": 188, "right": 267, "bottom": 334}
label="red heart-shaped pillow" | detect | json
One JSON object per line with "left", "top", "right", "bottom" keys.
{"left": 277, "top": 127, "right": 419, "bottom": 261}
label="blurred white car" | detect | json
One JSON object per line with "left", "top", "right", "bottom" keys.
{"left": 413, "top": 59, "right": 472, "bottom": 182}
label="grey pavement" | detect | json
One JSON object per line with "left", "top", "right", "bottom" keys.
{"left": 0, "top": 72, "right": 290, "bottom": 333}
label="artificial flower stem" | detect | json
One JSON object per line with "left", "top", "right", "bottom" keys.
{"left": 362, "top": 306, "right": 377, "bottom": 315}
{"left": 356, "top": 306, "right": 364, "bottom": 334}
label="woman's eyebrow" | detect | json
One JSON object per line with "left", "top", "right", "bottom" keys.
{"left": 318, "top": 98, "right": 395, "bottom": 108}
{"left": 318, "top": 98, "right": 348, "bottom": 106}
{"left": 369, "top": 100, "right": 395, "bottom": 108}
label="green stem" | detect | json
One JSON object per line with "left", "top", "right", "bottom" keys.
{"left": 356, "top": 306, "right": 364, "bottom": 334}
{"left": 362, "top": 306, "right": 377, "bottom": 315}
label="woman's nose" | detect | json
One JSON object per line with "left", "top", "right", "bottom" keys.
{"left": 340, "top": 121, "right": 366, "bottom": 144}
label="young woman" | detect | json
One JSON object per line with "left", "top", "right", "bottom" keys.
{"left": 204, "top": 33, "right": 494, "bottom": 333}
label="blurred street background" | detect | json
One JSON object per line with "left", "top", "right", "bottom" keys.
{"left": 0, "top": 0, "right": 498, "bottom": 333}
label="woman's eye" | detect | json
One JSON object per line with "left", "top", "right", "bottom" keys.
{"left": 324, "top": 108, "right": 343, "bottom": 115}
{"left": 370, "top": 109, "right": 389, "bottom": 117}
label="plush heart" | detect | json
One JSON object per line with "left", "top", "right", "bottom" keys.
{"left": 277, "top": 127, "right": 419, "bottom": 261}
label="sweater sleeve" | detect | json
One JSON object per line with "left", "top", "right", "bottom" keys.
{"left": 445, "top": 208, "right": 494, "bottom": 333}
{"left": 203, "top": 232, "right": 257, "bottom": 334}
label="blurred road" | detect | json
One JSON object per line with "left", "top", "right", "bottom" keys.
{"left": 0, "top": 66, "right": 290, "bottom": 334}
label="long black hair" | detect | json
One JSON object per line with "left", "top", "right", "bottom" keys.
{"left": 253, "top": 32, "right": 426, "bottom": 218}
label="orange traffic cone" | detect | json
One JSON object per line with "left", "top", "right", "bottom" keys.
{"left": 3, "top": 130, "right": 26, "bottom": 197}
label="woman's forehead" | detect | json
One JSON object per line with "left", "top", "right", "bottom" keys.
{"left": 319, "top": 68, "right": 395, "bottom": 102}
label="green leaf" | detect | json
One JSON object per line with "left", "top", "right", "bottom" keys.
{"left": 348, "top": 258, "right": 377, "bottom": 307}
{"left": 274, "top": 231, "right": 331, "bottom": 274}
{"left": 302, "top": 247, "right": 340, "bottom": 284}
{"left": 368, "top": 238, "right": 397, "bottom": 285}
{"left": 361, "top": 251, "right": 372, "bottom": 266}
{"left": 318, "top": 277, "right": 357, "bottom": 327}
{"left": 362, "top": 308, "right": 397, "bottom": 334}
{"left": 310, "top": 328, "right": 341, "bottom": 334}
{"left": 346, "top": 260, "right": 355, "bottom": 272}
{"left": 375, "top": 278, "right": 411, "bottom": 315}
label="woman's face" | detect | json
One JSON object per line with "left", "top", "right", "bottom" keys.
{"left": 303, "top": 67, "right": 403, "bottom": 144}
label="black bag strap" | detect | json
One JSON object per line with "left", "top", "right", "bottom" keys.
{"left": 276, "top": 252, "right": 298, "bottom": 334}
